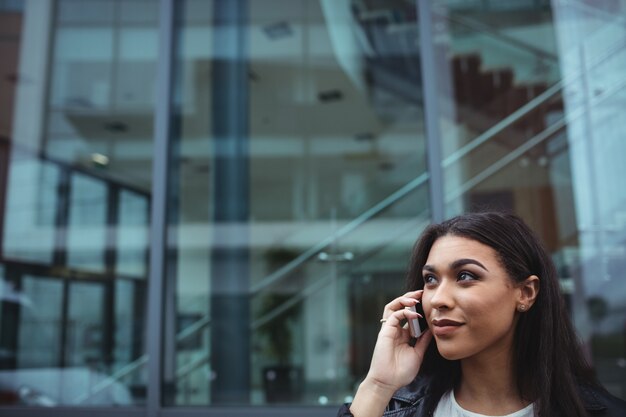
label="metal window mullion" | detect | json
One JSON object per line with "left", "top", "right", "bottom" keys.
{"left": 417, "top": 0, "right": 446, "bottom": 222}
{"left": 103, "top": 185, "right": 119, "bottom": 372}
{"left": 146, "top": 0, "right": 176, "bottom": 416}
{"left": 209, "top": 0, "right": 251, "bottom": 403}
{"left": 55, "top": 169, "right": 71, "bottom": 368}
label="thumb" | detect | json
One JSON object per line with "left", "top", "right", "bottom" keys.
{"left": 413, "top": 329, "right": 433, "bottom": 356}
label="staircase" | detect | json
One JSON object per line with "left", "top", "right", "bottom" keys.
{"left": 451, "top": 52, "right": 563, "bottom": 155}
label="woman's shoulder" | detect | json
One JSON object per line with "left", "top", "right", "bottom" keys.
{"left": 389, "top": 374, "right": 432, "bottom": 404}
{"left": 336, "top": 376, "right": 434, "bottom": 417}
{"left": 578, "top": 383, "right": 626, "bottom": 417}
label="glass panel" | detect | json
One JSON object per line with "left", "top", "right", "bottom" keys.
{"left": 117, "top": 190, "right": 149, "bottom": 277}
{"left": 0, "top": 0, "right": 156, "bottom": 407}
{"left": 114, "top": 279, "right": 146, "bottom": 402}
{"left": 551, "top": 0, "right": 626, "bottom": 400}
{"left": 66, "top": 282, "right": 104, "bottom": 367}
{"left": 434, "top": 0, "right": 626, "bottom": 400}
{"left": 67, "top": 173, "right": 108, "bottom": 272}
{"left": 2, "top": 155, "right": 60, "bottom": 264}
{"left": 17, "top": 277, "right": 64, "bottom": 369}
{"left": 165, "top": 0, "right": 428, "bottom": 406}
{"left": 8, "top": 277, "right": 64, "bottom": 407}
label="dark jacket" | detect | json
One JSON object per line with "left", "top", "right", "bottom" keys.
{"left": 337, "top": 376, "right": 626, "bottom": 417}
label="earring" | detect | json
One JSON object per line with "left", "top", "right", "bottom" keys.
{"left": 518, "top": 305, "right": 527, "bottom": 312}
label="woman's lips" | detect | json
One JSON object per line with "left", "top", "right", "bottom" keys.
{"left": 431, "top": 318, "right": 464, "bottom": 336}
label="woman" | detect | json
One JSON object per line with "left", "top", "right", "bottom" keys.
{"left": 338, "top": 212, "right": 626, "bottom": 417}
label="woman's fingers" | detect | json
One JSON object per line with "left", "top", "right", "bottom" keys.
{"left": 366, "top": 292, "right": 432, "bottom": 392}
{"left": 381, "top": 306, "right": 421, "bottom": 329}
{"left": 381, "top": 290, "right": 423, "bottom": 321}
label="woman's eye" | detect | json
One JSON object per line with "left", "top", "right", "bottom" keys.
{"left": 423, "top": 275, "right": 437, "bottom": 285}
{"left": 458, "top": 271, "right": 476, "bottom": 282}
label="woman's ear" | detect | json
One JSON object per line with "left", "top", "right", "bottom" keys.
{"left": 517, "top": 275, "right": 540, "bottom": 310}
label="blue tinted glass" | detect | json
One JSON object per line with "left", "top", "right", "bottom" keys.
{"left": 117, "top": 190, "right": 149, "bottom": 277}
{"left": 435, "top": 0, "right": 626, "bottom": 400}
{"left": 0, "top": 0, "right": 156, "bottom": 407}
{"left": 165, "top": 0, "right": 429, "bottom": 406}
{"left": 3, "top": 156, "right": 60, "bottom": 264}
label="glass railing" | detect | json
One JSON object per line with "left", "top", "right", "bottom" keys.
{"left": 249, "top": 177, "right": 432, "bottom": 404}
{"left": 116, "top": 1, "right": 626, "bottom": 406}
{"left": 21, "top": 0, "right": 625, "bottom": 408}
{"left": 243, "top": 0, "right": 626, "bottom": 404}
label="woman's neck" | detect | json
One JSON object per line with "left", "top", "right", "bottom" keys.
{"left": 455, "top": 345, "right": 529, "bottom": 415}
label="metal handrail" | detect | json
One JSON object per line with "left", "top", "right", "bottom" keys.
{"left": 443, "top": 13, "right": 558, "bottom": 63}
{"left": 252, "top": 69, "right": 626, "bottom": 329}
{"left": 443, "top": 37, "right": 626, "bottom": 168}
{"left": 356, "top": 0, "right": 558, "bottom": 64}
{"left": 74, "top": 5, "right": 626, "bottom": 401}
{"left": 74, "top": 63, "right": 626, "bottom": 400}
{"left": 446, "top": 67, "right": 626, "bottom": 202}
{"left": 565, "top": 0, "right": 626, "bottom": 26}
{"left": 442, "top": 81, "right": 560, "bottom": 167}
{"left": 249, "top": 34, "right": 626, "bottom": 296}
{"left": 73, "top": 313, "right": 211, "bottom": 404}
{"left": 248, "top": 171, "right": 429, "bottom": 294}
{"left": 250, "top": 214, "right": 431, "bottom": 330}
{"left": 175, "top": 314, "right": 211, "bottom": 344}
{"left": 72, "top": 355, "right": 148, "bottom": 404}
{"left": 176, "top": 351, "right": 210, "bottom": 380}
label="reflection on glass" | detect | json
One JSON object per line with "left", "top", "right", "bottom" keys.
{"left": 166, "top": 0, "right": 429, "bottom": 406}
{"left": 67, "top": 173, "right": 107, "bottom": 272}
{"left": 0, "top": 0, "right": 155, "bottom": 407}
{"left": 17, "top": 277, "right": 63, "bottom": 369}
{"left": 114, "top": 279, "right": 142, "bottom": 376}
{"left": 2, "top": 156, "right": 60, "bottom": 263}
{"left": 431, "top": 3, "right": 563, "bottom": 218}
{"left": 0, "top": 0, "right": 622, "bottom": 412}
{"left": 551, "top": 0, "right": 626, "bottom": 399}
{"left": 117, "top": 190, "right": 149, "bottom": 277}
{"left": 66, "top": 282, "right": 104, "bottom": 367}
{"left": 436, "top": 0, "right": 626, "bottom": 400}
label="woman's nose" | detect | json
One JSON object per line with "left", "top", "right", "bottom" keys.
{"left": 429, "top": 280, "right": 454, "bottom": 310}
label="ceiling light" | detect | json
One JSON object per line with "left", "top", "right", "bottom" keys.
{"left": 91, "top": 153, "right": 109, "bottom": 167}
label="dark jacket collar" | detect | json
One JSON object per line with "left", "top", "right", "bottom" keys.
{"left": 391, "top": 376, "right": 431, "bottom": 404}
{"left": 393, "top": 376, "right": 610, "bottom": 414}
{"left": 578, "top": 383, "right": 608, "bottom": 412}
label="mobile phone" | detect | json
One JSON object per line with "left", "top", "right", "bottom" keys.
{"left": 406, "top": 304, "right": 428, "bottom": 338}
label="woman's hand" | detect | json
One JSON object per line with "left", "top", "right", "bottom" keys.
{"left": 368, "top": 290, "right": 432, "bottom": 389}
{"left": 349, "top": 290, "right": 432, "bottom": 417}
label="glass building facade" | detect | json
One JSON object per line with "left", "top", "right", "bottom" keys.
{"left": 0, "top": 0, "right": 625, "bottom": 415}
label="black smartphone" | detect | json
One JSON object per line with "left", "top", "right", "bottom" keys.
{"left": 406, "top": 303, "right": 428, "bottom": 338}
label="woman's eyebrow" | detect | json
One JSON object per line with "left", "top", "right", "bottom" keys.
{"left": 450, "top": 258, "right": 489, "bottom": 271}
{"left": 422, "top": 259, "right": 489, "bottom": 273}
{"left": 422, "top": 258, "right": 489, "bottom": 273}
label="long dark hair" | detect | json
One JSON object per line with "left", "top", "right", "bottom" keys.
{"left": 406, "top": 212, "right": 597, "bottom": 417}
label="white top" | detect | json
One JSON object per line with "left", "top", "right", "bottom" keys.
{"left": 433, "top": 390, "right": 535, "bottom": 417}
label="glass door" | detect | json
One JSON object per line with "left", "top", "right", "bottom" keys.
{"left": 163, "top": 0, "right": 431, "bottom": 406}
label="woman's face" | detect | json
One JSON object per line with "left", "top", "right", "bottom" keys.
{"left": 421, "top": 235, "right": 521, "bottom": 361}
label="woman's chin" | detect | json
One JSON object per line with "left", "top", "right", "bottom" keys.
{"left": 435, "top": 341, "right": 467, "bottom": 361}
